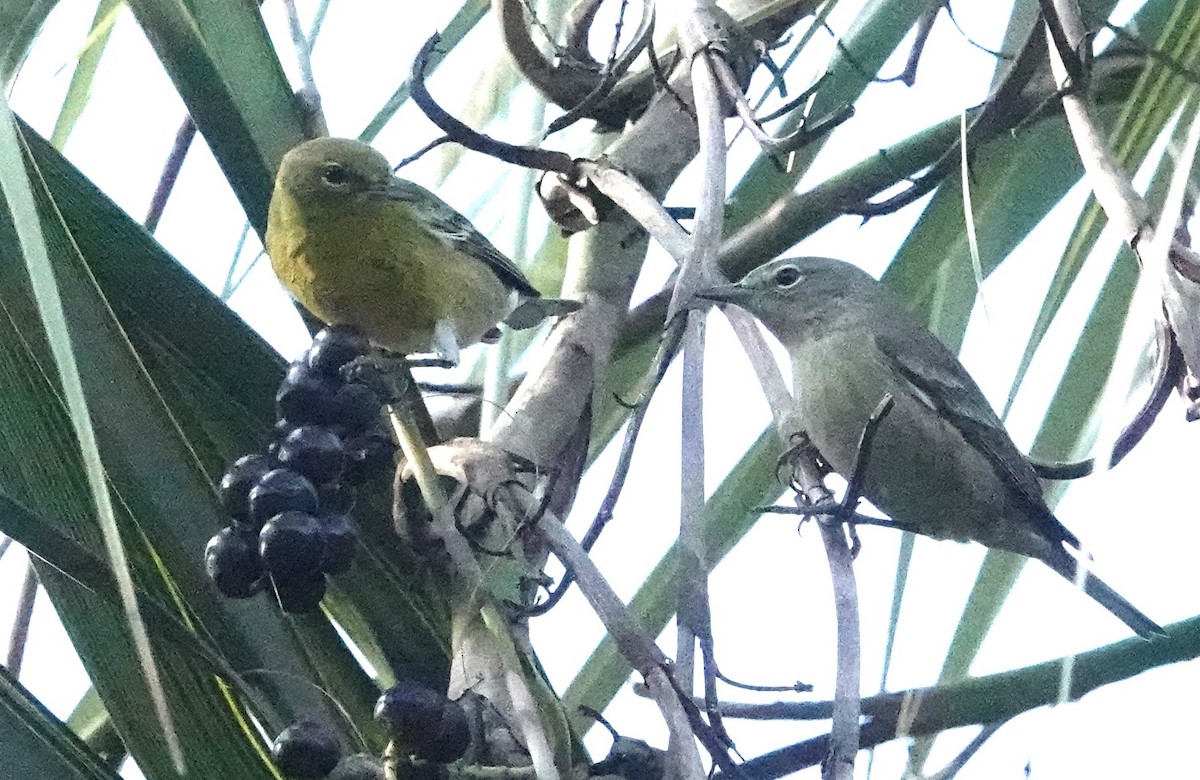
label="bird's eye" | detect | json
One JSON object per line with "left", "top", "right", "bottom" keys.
{"left": 773, "top": 265, "right": 803, "bottom": 288}
{"left": 322, "top": 164, "right": 348, "bottom": 185}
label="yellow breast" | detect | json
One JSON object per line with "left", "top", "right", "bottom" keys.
{"left": 266, "top": 187, "right": 513, "bottom": 355}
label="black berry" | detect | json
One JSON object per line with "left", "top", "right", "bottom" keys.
{"left": 277, "top": 426, "right": 346, "bottom": 486}
{"left": 205, "top": 527, "right": 264, "bottom": 598}
{"left": 418, "top": 698, "right": 469, "bottom": 763}
{"left": 249, "top": 469, "right": 319, "bottom": 526}
{"left": 329, "top": 382, "right": 382, "bottom": 435}
{"left": 307, "top": 325, "right": 370, "bottom": 377}
{"left": 374, "top": 683, "right": 468, "bottom": 761}
{"left": 219, "top": 453, "right": 272, "bottom": 522}
{"left": 259, "top": 511, "right": 326, "bottom": 577}
{"left": 272, "top": 719, "right": 341, "bottom": 778}
{"left": 277, "top": 362, "right": 339, "bottom": 425}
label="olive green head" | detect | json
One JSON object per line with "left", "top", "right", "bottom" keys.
{"left": 274, "top": 137, "right": 393, "bottom": 205}
{"left": 697, "top": 256, "right": 884, "bottom": 338}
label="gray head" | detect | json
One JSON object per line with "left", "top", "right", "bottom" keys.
{"left": 275, "top": 137, "right": 393, "bottom": 205}
{"left": 697, "top": 256, "right": 885, "bottom": 338}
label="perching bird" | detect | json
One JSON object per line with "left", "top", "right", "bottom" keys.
{"left": 266, "top": 137, "right": 575, "bottom": 364}
{"left": 699, "top": 256, "right": 1162, "bottom": 638}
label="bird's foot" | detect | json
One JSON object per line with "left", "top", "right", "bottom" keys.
{"left": 405, "top": 353, "right": 457, "bottom": 369}
{"left": 340, "top": 354, "right": 420, "bottom": 403}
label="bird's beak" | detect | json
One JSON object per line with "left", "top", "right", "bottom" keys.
{"left": 694, "top": 282, "right": 752, "bottom": 305}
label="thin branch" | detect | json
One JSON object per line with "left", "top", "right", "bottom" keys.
{"left": 877, "top": 3, "right": 940, "bottom": 86}
{"left": 794, "top": 467, "right": 859, "bottom": 780}
{"left": 544, "top": 0, "right": 655, "bottom": 137}
{"left": 713, "top": 668, "right": 813, "bottom": 694}
{"left": 646, "top": 667, "right": 708, "bottom": 780}
{"left": 518, "top": 491, "right": 739, "bottom": 778}
{"left": 1043, "top": 0, "right": 1147, "bottom": 245}
{"left": 714, "top": 57, "right": 853, "bottom": 157}
{"left": 755, "top": 77, "right": 823, "bottom": 124}
{"left": 1098, "top": 20, "right": 1200, "bottom": 88}
{"left": 758, "top": 505, "right": 900, "bottom": 529}
{"left": 1110, "top": 299, "right": 1187, "bottom": 468}
{"left": 409, "top": 34, "right": 575, "bottom": 175}
{"left": 521, "top": 319, "right": 685, "bottom": 617}
{"left": 281, "top": 0, "right": 316, "bottom": 92}
{"left": 392, "top": 135, "right": 453, "bottom": 171}
{"left": 842, "top": 157, "right": 950, "bottom": 218}
{"left": 713, "top": 297, "right": 862, "bottom": 778}
{"left": 304, "top": 0, "right": 333, "bottom": 48}
{"left": 496, "top": 0, "right": 610, "bottom": 117}
{"left": 926, "top": 721, "right": 1007, "bottom": 780}
{"left": 563, "top": 0, "right": 606, "bottom": 58}
{"left": 672, "top": 35, "right": 730, "bottom": 755}
{"left": 143, "top": 117, "right": 195, "bottom": 233}
{"left": 5, "top": 561, "right": 37, "bottom": 676}
{"left": 942, "top": 2, "right": 1010, "bottom": 60}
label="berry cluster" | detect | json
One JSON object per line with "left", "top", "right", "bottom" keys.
{"left": 374, "top": 682, "right": 470, "bottom": 763}
{"left": 267, "top": 681, "right": 469, "bottom": 780}
{"left": 204, "top": 326, "right": 397, "bottom": 612}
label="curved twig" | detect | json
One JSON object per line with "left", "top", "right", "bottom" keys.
{"left": 1109, "top": 318, "right": 1186, "bottom": 467}
{"left": 520, "top": 318, "right": 684, "bottom": 618}
{"left": 714, "top": 56, "right": 853, "bottom": 157}
{"left": 544, "top": 0, "right": 656, "bottom": 136}
{"left": 410, "top": 33, "right": 575, "bottom": 174}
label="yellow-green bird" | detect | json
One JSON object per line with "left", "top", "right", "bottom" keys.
{"left": 266, "top": 137, "right": 570, "bottom": 364}
{"left": 700, "top": 256, "right": 1163, "bottom": 638}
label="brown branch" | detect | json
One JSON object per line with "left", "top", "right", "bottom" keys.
{"left": 543, "top": 0, "right": 655, "bottom": 136}
{"left": 495, "top": 0, "right": 610, "bottom": 115}
{"left": 409, "top": 33, "right": 575, "bottom": 174}
{"left": 575, "top": 159, "right": 692, "bottom": 260}
{"left": 143, "top": 116, "right": 195, "bottom": 233}
{"left": 1109, "top": 305, "right": 1187, "bottom": 468}
{"left": 564, "top": 0, "right": 605, "bottom": 59}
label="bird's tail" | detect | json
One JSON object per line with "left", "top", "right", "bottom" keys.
{"left": 1045, "top": 548, "right": 1165, "bottom": 639}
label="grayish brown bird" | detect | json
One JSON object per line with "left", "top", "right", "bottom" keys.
{"left": 699, "top": 256, "right": 1162, "bottom": 638}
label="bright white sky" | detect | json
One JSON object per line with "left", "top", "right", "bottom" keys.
{"left": 3, "top": 1, "right": 1197, "bottom": 778}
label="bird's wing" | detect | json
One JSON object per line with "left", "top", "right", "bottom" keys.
{"left": 381, "top": 177, "right": 540, "bottom": 297}
{"left": 873, "top": 329, "right": 1080, "bottom": 547}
